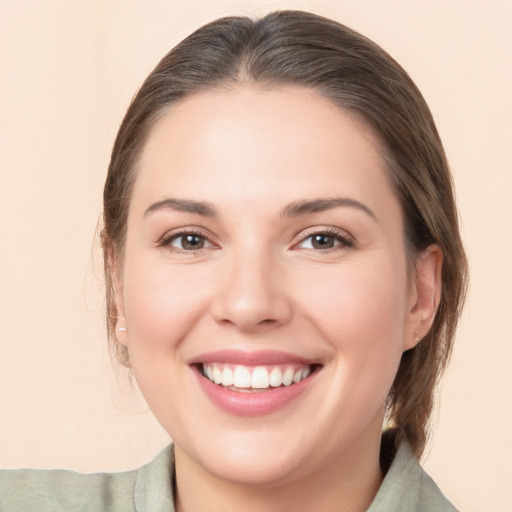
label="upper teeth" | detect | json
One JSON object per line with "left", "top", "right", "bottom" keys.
{"left": 202, "top": 363, "right": 312, "bottom": 389}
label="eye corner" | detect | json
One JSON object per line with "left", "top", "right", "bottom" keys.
{"left": 158, "top": 228, "right": 219, "bottom": 253}
{"left": 292, "top": 227, "right": 355, "bottom": 252}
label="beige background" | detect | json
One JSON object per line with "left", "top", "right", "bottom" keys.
{"left": 1, "top": 1, "right": 510, "bottom": 510}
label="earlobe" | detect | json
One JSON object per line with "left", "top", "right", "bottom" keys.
{"left": 109, "top": 246, "right": 128, "bottom": 347}
{"left": 116, "top": 324, "right": 128, "bottom": 346}
{"left": 404, "top": 244, "right": 443, "bottom": 350}
{"left": 114, "top": 303, "right": 128, "bottom": 348}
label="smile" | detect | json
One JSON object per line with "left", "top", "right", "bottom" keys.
{"left": 202, "top": 363, "right": 313, "bottom": 391}
{"left": 190, "top": 350, "right": 322, "bottom": 416}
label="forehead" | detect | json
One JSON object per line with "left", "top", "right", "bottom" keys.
{"left": 131, "top": 86, "right": 397, "bottom": 218}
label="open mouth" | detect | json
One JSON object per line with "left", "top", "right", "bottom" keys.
{"left": 200, "top": 363, "right": 319, "bottom": 392}
{"left": 191, "top": 352, "right": 322, "bottom": 415}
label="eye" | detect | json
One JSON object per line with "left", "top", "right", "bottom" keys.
{"left": 160, "top": 231, "right": 215, "bottom": 252}
{"left": 295, "top": 229, "right": 354, "bottom": 251}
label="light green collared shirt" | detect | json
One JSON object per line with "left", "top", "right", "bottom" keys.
{"left": 0, "top": 442, "right": 457, "bottom": 511}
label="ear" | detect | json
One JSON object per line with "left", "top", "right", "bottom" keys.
{"left": 108, "top": 245, "right": 128, "bottom": 347}
{"left": 403, "top": 244, "right": 443, "bottom": 351}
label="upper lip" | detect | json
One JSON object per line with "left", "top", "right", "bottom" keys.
{"left": 188, "top": 349, "right": 321, "bottom": 366}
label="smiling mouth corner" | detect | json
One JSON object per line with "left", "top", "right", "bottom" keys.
{"left": 198, "top": 362, "right": 320, "bottom": 391}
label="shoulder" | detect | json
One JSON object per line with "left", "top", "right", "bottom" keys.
{"left": 0, "top": 466, "right": 137, "bottom": 511}
{"left": 368, "top": 441, "right": 458, "bottom": 512}
{"left": 0, "top": 445, "right": 175, "bottom": 512}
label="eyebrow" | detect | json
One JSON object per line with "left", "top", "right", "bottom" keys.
{"left": 144, "top": 198, "right": 217, "bottom": 217}
{"left": 144, "top": 196, "right": 376, "bottom": 221}
{"left": 282, "top": 198, "right": 376, "bottom": 220}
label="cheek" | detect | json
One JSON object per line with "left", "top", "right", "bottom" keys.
{"left": 121, "top": 261, "right": 212, "bottom": 360}
{"left": 303, "top": 257, "right": 407, "bottom": 325}
{"left": 303, "top": 262, "right": 409, "bottom": 426}
{"left": 298, "top": 260, "right": 409, "bottom": 372}
{"left": 119, "top": 262, "right": 213, "bottom": 431}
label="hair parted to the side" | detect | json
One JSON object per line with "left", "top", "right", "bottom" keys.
{"left": 102, "top": 10, "right": 468, "bottom": 458}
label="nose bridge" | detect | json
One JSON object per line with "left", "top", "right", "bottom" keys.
{"left": 212, "top": 239, "right": 292, "bottom": 331}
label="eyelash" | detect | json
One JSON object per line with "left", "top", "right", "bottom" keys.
{"left": 294, "top": 227, "right": 355, "bottom": 251}
{"left": 158, "top": 229, "right": 216, "bottom": 253}
{"left": 158, "top": 227, "right": 354, "bottom": 253}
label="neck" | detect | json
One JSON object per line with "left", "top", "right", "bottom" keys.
{"left": 174, "top": 431, "right": 383, "bottom": 512}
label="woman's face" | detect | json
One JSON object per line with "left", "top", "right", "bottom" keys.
{"left": 116, "top": 86, "right": 428, "bottom": 485}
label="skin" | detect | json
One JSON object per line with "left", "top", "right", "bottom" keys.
{"left": 114, "top": 86, "right": 441, "bottom": 512}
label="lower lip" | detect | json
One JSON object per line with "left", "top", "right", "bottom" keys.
{"left": 194, "top": 368, "right": 316, "bottom": 417}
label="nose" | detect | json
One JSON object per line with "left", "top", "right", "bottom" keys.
{"left": 210, "top": 248, "right": 294, "bottom": 333}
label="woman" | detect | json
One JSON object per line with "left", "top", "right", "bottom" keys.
{"left": 1, "top": 10, "right": 467, "bottom": 511}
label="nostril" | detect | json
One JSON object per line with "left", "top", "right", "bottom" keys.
{"left": 218, "top": 317, "right": 279, "bottom": 333}
{"left": 210, "top": 274, "right": 294, "bottom": 331}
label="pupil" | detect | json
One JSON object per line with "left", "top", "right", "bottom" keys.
{"left": 312, "top": 234, "right": 334, "bottom": 249}
{"left": 183, "top": 235, "right": 204, "bottom": 249}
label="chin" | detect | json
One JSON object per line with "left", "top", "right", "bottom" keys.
{"left": 201, "top": 446, "right": 306, "bottom": 488}
{"left": 176, "top": 425, "right": 314, "bottom": 487}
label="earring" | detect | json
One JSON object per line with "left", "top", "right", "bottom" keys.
{"left": 413, "top": 330, "right": 421, "bottom": 343}
{"left": 118, "top": 326, "right": 127, "bottom": 332}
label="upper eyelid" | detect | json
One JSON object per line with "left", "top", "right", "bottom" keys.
{"left": 292, "top": 226, "right": 355, "bottom": 249}
{"left": 157, "top": 225, "right": 354, "bottom": 247}
{"left": 294, "top": 225, "right": 354, "bottom": 241}
{"left": 158, "top": 227, "right": 218, "bottom": 247}
{"left": 159, "top": 226, "right": 213, "bottom": 239}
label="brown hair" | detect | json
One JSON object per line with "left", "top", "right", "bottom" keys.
{"left": 102, "top": 10, "right": 468, "bottom": 458}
